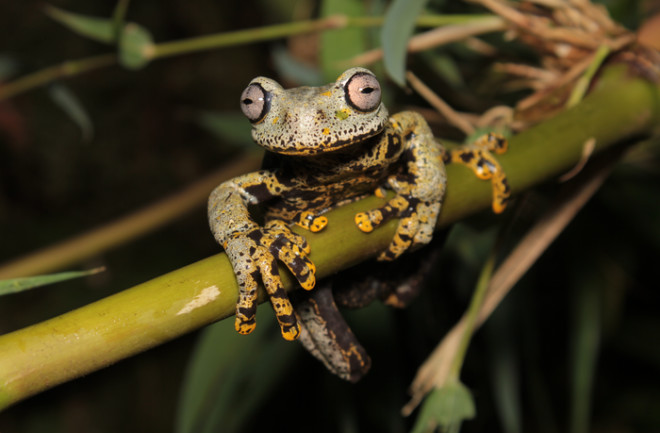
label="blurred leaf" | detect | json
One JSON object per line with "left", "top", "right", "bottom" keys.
{"left": 421, "top": 52, "right": 464, "bottom": 88}
{"left": 0, "top": 55, "right": 19, "bottom": 81}
{"left": 272, "top": 46, "right": 322, "bottom": 86}
{"left": 569, "top": 276, "right": 601, "bottom": 433}
{"left": 112, "top": 0, "right": 132, "bottom": 33}
{"left": 411, "top": 382, "right": 476, "bottom": 433}
{"left": 176, "top": 306, "right": 298, "bottom": 433}
{"left": 0, "top": 267, "right": 105, "bottom": 296}
{"left": 118, "top": 22, "right": 155, "bottom": 70}
{"left": 382, "top": 0, "right": 429, "bottom": 86}
{"left": 44, "top": 5, "right": 116, "bottom": 44}
{"left": 48, "top": 83, "right": 94, "bottom": 142}
{"left": 320, "top": 0, "right": 367, "bottom": 81}
{"left": 194, "top": 111, "right": 253, "bottom": 148}
{"left": 487, "top": 302, "right": 522, "bottom": 433}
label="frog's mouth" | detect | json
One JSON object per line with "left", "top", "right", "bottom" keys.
{"left": 253, "top": 108, "right": 389, "bottom": 156}
{"left": 278, "top": 130, "right": 384, "bottom": 156}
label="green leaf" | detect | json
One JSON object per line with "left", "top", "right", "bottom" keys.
{"left": 0, "top": 267, "right": 105, "bottom": 296}
{"left": 381, "top": 0, "right": 429, "bottom": 86}
{"left": 421, "top": 52, "right": 464, "bottom": 88}
{"left": 118, "top": 22, "right": 155, "bottom": 70}
{"left": 411, "top": 382, "right": 476, "bottom": 433}
{"left": 175, "top": 306, "right": 298, "bottom": 433}
{"left": 48, "top": 83, "right": 94, "bottom": 142}
{"left": 194, "top": 111, "right": 254, "bottom": 148}
{"left": 112, "top": 0, "right": 132, "bottom": 32}
{"left": 272, "top": 46, "right": 323, "bottom": 86}
{"left": 44, "top": 5, "right": 116, "bottom": 44}
{"left": 320, "top": 0, "right": 368, "bottom": 81}
{"left": 0, "top": 55, "right": 19, "bottom": 81}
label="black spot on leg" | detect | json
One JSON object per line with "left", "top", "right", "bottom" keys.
{"left": 237, "top": 307, "right": 256, "bottom": 320}
{"left": 502, "top": 178, "right": 511, "bottom": 193}
{"left": 245, "top": 183, "right": 275, "bottom": 201}
{"left": 459, "top": 152, "right": 475, "bottom": 163}
{"left": 247, "top": 230, "right": 263, "bottom": 243}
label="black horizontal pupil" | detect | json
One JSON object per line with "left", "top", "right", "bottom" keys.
{"left": 362, "top": 87, "right": 374, "bottom": 94}
{"left": 243, "top": 98, "right": 253, "bottom": 105}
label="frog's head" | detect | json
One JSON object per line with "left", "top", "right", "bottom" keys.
{"left": 240, "top": 67, "right": 389, "bottom": 156}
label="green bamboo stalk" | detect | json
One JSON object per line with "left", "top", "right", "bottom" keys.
{"left": 0, "top": 65, "right": 658, "bottom": 410}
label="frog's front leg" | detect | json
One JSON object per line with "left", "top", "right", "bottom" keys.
{"left": 444, "top": 132, "right": 511, "bottom": 213}
{"left": 208, "top": 170, "right": 316, "bottom": 340}
{"left": 355, "top": 112, "right": 446, "bottom": 261}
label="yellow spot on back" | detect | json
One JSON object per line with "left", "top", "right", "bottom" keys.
{"left": 322, "top": 127, "right": 330, "bottom": 135}
{"left": 272, "top": 116, "right": 279, "bottom": 125}
{"left": 320, "top": 90, "right": 332, "bottom": 97}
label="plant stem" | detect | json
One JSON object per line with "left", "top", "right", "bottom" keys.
{"left": 152, "top": 14, "right": 496, "bottom": 60}
{"left": 449, "top": 250, "right": 496, "bottom": 380}
{"left": 0, "top": 54, "right": 116, "bottom": 101}
{"left": 151, "top": 15, "right": 347, "bottom": 60}
{"left": 0, "top": 14, "right": 496, "bottom": 101}
{"left": 0, "top": 65, "right": 658, "bottom": 410}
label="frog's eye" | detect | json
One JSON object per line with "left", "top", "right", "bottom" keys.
{"left": 345, "top": 72, "right": 381, "bottom": 112}
{"left": 240, "top": 83, "right": 270, "bottom": 123}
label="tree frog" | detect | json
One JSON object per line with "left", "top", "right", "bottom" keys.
{"left": 208, "top": 67, "right": 509, "bottom": 380}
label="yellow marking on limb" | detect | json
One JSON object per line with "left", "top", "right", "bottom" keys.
{"left": 355, "top": 212, "right": 374, "bottom": 232}
{"left": 235, "top": 319, "right": 256, "bottom": 335}
{"left": 281, "top": 324, "right": 301, "bottom": 341}
{"left": 300, "top": 265, "right": 316, "bottom": 291}
{"left": 310, "top": 216, "right": 328, "bottom": 232}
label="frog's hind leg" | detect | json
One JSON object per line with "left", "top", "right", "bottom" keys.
{"left": 293, "top": 281, "right": 371, "bottom": 383}
{"left": 334, "top": 231, "right": 445, "bottom": 310}
{"left": 445, "top": 132, "right": 511, "bottom": 213}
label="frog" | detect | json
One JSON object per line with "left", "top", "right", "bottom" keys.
{"left": 208, "top": 67, "right": 510, "bottom": 380}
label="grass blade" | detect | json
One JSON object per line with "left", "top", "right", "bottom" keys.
{"left": 0, "top": 267, "right": 105, "bottom": 296}
{"left": 44, "top": 5, "right": 116, "bottom": 44}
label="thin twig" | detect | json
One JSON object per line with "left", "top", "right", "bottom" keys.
{"left": 558, "top": 137, "right": 596, "bottom": 181}
{"left": 345, "top": 16, "right": 506, "bottom": 67}
{"left": 0, "top": 54, "right": 116, "bottom": 101}
{"left": 406, "top": 71, "right": 475, "bottom": 136}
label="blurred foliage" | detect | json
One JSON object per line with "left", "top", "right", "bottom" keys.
{"left": 1, "top": 0, "right": 659, "bottom": 432}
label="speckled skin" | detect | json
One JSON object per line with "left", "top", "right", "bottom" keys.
{"left": 208, "top": 68, "right": 509, "bottom": 378}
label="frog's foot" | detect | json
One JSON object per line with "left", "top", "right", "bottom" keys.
{"left": 447, "top": 132, "right": 510, "bottom": 213}
{"left": 225, "top": 221, "right": 317, "bottom": 341}
{"left": 293, "top": 281, "right": 371, "bottom": 383}
{"left": 355, "top": 195, "right": 441, "bottom": 261}
{"left": 292, "top": 211, "right": 328, "bottom": 233}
